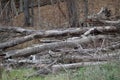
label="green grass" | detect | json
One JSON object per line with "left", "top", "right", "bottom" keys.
{"left": 1, "top": 61, "right": 120, "bottom": 80}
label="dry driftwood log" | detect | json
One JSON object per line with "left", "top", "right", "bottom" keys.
{"left": 4, "top": 35, "right": 106, "bottom": 58}
{"left": 52, "top": 61, "right": 108, "bottom": 73}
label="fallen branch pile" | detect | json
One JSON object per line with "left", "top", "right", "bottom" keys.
{"left": 0, "top": 12, "right": 120, "bottom": 76}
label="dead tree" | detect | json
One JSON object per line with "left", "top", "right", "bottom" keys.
{"left": 83, "top": 0, "right": 89, "bottom": 26}
{"left": 23, "top": 0, "right": 31, "bottom": 26}
{"left": 19, "top": 0, "right": 23, "bottom": 12}
{"left": 66, "top": 0, "right": 80, "bottom": 27}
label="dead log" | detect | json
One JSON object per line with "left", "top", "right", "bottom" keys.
{"left": 0, "top": 27, "right": 88, "bottom": 50}
{"left": 0, "top": 27, "right": 87, "bottom": 35}
{"left": 0, "top": 26, "right": 36, "bottom": 35}
{"left": 56, "top": 48, "right": 96, "bottom": 55}
{"left": 52, "top": 61, "right": 107, "bottom": 73}
{"left": 82, "top": 26, "right": 119, "bottom": 37}
{"left": 0, "top": 26, "right": 119, "bottom": 50}
{"left": 4, "top": 35, "right": 106, "bottom": 58}
{"left": 62, "top": 53, "right": 120, "bottom": 62}
{"left": 99, "top": 20, "right": 120, "bottom": 26}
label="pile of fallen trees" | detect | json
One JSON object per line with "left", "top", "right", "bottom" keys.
{"left": 0, "top": 24, "right": 120, "bottom": 76}
{"left": 0, "top": 7, "right": 120, "bottom": 76}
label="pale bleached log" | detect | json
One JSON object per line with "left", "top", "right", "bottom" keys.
{"left": 0, "top": 26, "right": 119, "bottom": 50}
{"left": 7, "top": 59, "right": 41, "bottom": 64}
{"left": 63, "top": 53, "right": 120, "bottom": 62}
{"left": 0, "top": 27, "right": 87, "bottom": 50}
{"left": 99, "top": 20, "right": 120, "bottom": 25}
{"left": 0, "top": 26, "right": 35, "bottom": 34}
{"left": 0, "top": 26, "right": 87, "bottom": 35}
{"left": 5, "top": 35, "right": 106, "bottom": 58}
{"left": 52, "top": 61, "right": 107, "bottom": 73}
{"left": 82, "top": 26, "right": 118, "bottom": 37}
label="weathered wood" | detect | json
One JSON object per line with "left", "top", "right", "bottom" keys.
{"left": 0, "top": 27, "right": 87, "bottom": 35}
{"left": 5, "top": 35, "right": 106, "bottom": 58}
{"left": 0, "top": 26, "right": 119, "bottom": 50}
{"left": 0, "top": 27, "right": 88, "bottom": 50}
{"left": 63, "top": 53, "right": 120, "bottom": 62}
{"left": 0, "top": 26, "right": 35, "bottom": 34}
{"left": 52, "top": 61, "right": 107, "bottom": 73}
{"left": 66, "top": 0, "right": 79, "bottom": 27}
{"left": 99, "top": 20, "right": 120, "bottom": 25}
{"left": 82, "top": 26, "right": 119, "bottom": 37}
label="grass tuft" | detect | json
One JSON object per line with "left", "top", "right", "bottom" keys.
{"left": 1, "top": 61, "right": 120, "bottom": 80}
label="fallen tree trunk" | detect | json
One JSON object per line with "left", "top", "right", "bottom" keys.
{"left": 0, "top": 26, "right": 36, "bottom": 35}
{"left": 5, "top": 35, "right": 106, "bottom": 58}
{"left": 99, "top": 20, "right": 120, "bottom": 25}
{"left": 0, "top": 26, "right": 118, "bottom": 50}
{"left": 63, "top": 53, "right": 120, "bottom": 62}
{"left": 52, "top": 61, "right": 107, "bottom": 73}
{"left": 82, "top": 26, "right": 119, "bottom": 37}
{"left": 0, "top": 27, "right": 87, "bottom": 35}
{"left": 0, "top": 27, "right": 87, "bottom": 50}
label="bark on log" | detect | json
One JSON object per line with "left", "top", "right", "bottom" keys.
{"left": 4, "top": 35, "right": 106, "bottom": 58}
{"left": 52, "top": 61, "right": 107, "bottom": 73}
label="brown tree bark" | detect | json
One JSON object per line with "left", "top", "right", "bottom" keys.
{"left": 66, "top": 0, "right": 80, "bottom": 27}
